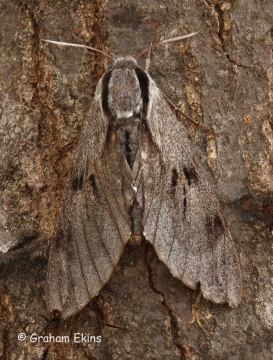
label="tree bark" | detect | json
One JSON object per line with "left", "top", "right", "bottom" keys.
{"left": 1, "top": 0, "right": 273, "bottom": 359}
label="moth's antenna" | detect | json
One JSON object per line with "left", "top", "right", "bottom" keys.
{"left": 41, "top": 40, "right": 114, "bottom": 61}
{"left": 95, "top": 24, "right": 110, "bottom": 69}
{"left": 135, "top": 31, "right": 199, "bottom": 60}
{"left": 163, "top": 93, "right": 217, "bottom": 136}
{"left": 145, "top": 21, "right": 160, "bottom": 71}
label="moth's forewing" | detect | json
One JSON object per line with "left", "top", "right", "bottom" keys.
{"left": 46, "top": 84, "right": 132, "bottom": 319}
{"left": 141, "top": 79, "right": 242, "bottom": 306}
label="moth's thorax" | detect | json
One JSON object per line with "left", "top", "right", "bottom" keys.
{"left": 108, "top": 68, "right": 143, "bottom": 123}
{"left": 101, "top": 56, "right": 150, "bottom": 168}
{"left": 107, "top": 58, "right": 143, "bottom": 124}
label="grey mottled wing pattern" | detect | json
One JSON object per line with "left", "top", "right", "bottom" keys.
{"left": 46, "top": 90, "right": 133, "bottom": 319}
{"left": 141, "top": 82, "right": 242, "bottom": 307}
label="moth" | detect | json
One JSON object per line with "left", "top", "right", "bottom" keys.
{"left": 44, "top": 34, "right": 242, "bottom": 320}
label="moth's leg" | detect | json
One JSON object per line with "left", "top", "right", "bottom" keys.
{"left": 145, "top": 22, "right": 160, "bottom": 71}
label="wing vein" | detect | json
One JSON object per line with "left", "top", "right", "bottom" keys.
{"left": 152, "top": 166, "right": 166, "bottom": 246}
{"left": 63, "top": 227, "right": 80, "bottom": 312}
{"left": 82, "top": 197, "right": 104, "bottom": 284}
{"left": 92, "top": 164, "right": 116, "bottom": 266}
{"left": 94, "top": 160, "right": 125, "bottom": 250}
{"left": 142, "top": 164, "right": 160, "bottom": 228}
{"left": 181, "top": 185, "right": 192, "bottom": 281}
{"left": 102, "top": 151, "right": 129, "bottom": 244}
{"left": 72, "top": 208, "right": 92, "bottom": 296}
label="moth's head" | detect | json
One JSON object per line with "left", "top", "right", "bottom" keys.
{"left": 112, "top": 56, "right": 138, "bottom": 70}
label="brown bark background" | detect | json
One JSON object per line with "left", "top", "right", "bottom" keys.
{"left": 1, "top": 0, "right": 273, "bottom": 359}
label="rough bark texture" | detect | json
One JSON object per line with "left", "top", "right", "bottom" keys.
{"left": 0, "top": 0, "right": 273, "bottom": 359}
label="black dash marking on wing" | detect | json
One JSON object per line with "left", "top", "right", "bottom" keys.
{"left": 89, "top": 173, "right": 97, "bottom": 193}
{"left": 214, "top": 214, "right": 224, "bottom": 232}
{"left": 206, "top": 216, "right": 213, "bottom": 235}
{"left": 183, "top": 197, "right": 187, "bottom": 216}
{"left": 183, "top": 185, "right": 187, "bottom": 217}
{"left": 206, "top": 214, "right": 224, "bottom": 235}
{"left": 71, "top": 172, "right": 84, "bottom": 191}
{"left": 135, "top": 68, "right": 149, "bottom": 117}
{"left": 101, "top": 70, "right": 112, "bottom": 117}
{"left": 171, "top": 168, "right": 178, "bottom": 187}
{"left": 183, "top": 166, "right": 198, "bottom": 186}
